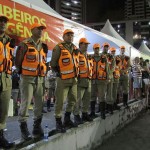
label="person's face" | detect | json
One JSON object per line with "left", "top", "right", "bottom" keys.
{"left": 111, "top": 50, "right": 116, "bottom": 56}
{"left": 135, "top": 57, "right": 140, "bottom": 63}
{"left": 103, "top": 46, "right": 109, "bottom": 53}
{"left": 31, "top": 27, "right": 44, "bottom": 38}
{"left": 0, "top": 18, "right": 7, "bottom": 33}
{"left": 63, "top": 33, "right": 74, "bottom": 43}
{"left": 94, "top": 48, "right": 100, "bottom": 55}
{"left": 80, "top": 43, "right": 89, "bottom": 52}
{"left": 120, "top": 48, "right": 125, "bottom": 55}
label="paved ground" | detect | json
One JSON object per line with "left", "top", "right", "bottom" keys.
{"left": 5, "top": 106, "right": 56, "bottom": 142}
{"left": 94, "top": 110, "right": 150, "bottom": 150}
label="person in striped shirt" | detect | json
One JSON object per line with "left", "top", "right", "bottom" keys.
{"left": 132, "top": 57, "right": 143, "bottom": 100}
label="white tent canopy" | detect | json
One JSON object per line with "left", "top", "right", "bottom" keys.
{"left": 101, "top": 19, "right": 127, "bottom": 42}
{"left": 139, "top": 41, "right": 150, "bottom": 56}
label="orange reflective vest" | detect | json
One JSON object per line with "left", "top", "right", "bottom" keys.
{"left": 78, "top": 53, "right": 93, "bottom": 79}
{"left": 119, "top": 55, "right": 130, "bottom": 74}
{"left": 58, "top": 44, "right": 79, "bottom": 79}
{"left": 0, "top": 41, "right": 13, "bottom": 74}
{"left": 113, "top": 56, "right": 122, "bottom": 79}
{"left": 92, "top": 56, "right": 107, "bottom": 80}
{"left": 22, "top": 42, "right": 47, "bottom": 76}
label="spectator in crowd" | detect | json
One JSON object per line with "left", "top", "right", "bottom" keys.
{"left": 11, "top": 66, "right": 20, "bottom": 116}
{"left": 45, "top": 65, "right": 56, "bottom": 112}
{"left": 142, "top": 59, "right": 150, "bottom": 98}
{"left": 132, "top": 57, "right": 143, "bottom": 100}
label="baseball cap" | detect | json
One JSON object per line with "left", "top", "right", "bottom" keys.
{"left": 93, "top": 43, "right": 100, "bottom": 49}
{"left": 79, "top": 38, "right": 90, "bottom": 44}
{"left": 120, "top": 46, "right": 125, "bottom": 49}
{"left": 110, "top": 47, "right": 116, "bottom": 52}
{"left": 63, "top": 29, "right": 74, "bottom": 35}
{"left": 103, "top": 42, "right": 110, "bottom": 47}
{"left": 0, "top": 15, "right": 9, "bottom": 21}
{"left": 31, "top": 23, "right": 46, "bottom": 30}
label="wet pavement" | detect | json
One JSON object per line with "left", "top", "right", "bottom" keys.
{"left": 94, "top": 110, "right": 150, "bottom": 150}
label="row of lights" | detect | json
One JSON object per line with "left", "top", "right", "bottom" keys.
{"left": 64, "top": 1, "right": 79, "bottom": 20}
{"left": 65, "top": 0, "right": 79, "bottom": 6}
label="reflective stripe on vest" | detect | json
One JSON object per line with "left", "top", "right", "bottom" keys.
{"left": 0, "top": 41, "right": 13, "bottom": 74}
{"left": 92, "top": 58, "right": 107, "bottom": 80}
{"left": 22, "top": 43, "right": 47, "bottom": 76}
{"left": 58, "top": 44, "right": 78, "bottom": 79}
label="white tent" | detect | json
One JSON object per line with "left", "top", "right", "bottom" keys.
{"left": 139, "top": 41, "right": 150, "bottom": 56}
{"left": 101, "top": 19, "right": 127, "bottom": 42}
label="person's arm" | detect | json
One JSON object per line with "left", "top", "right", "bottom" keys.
{"left": 50, "top": 44, "right": 61, "bottom": 73}
{"left": 15, "top": 42, "right": 27, "bottom": 74}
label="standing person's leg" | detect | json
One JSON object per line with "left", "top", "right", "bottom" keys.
{"left": 97, "top": 81, "right": 108, "bottom": 119}
{"left": 64, "top": 78, "right": 77, "bottom": 128}
{"left": 11, "top": 89, "right": 19, "bottom": 116}
{"left": 82, "top": 83, "right": 93, "bottom": 122}
{"left": 113, "top": 81, "right": 120, "bottom": 110}
{"left": 74, "top": 86, "right": 84, "bottom": 125}
{"left": 0, "top": 89, "right": 15, "bottom": 149}
{"left": 47, "top": 88, "right": 52, "bottom": 112}
{"left": 55, "top": 77, "right": 69, "bottom": 132}
{"left": 90, "top": 82, "right": 98, "bottom": 117}
{"left": 106, "top": 80, "right": 113, "bottom": 114}
{"left": 122, "top": 75, "right": 129, "bottom": 107}
{"left": 33, "top": 83, "right": 44, "bottom": 137}
{"left": 19, "top": 81, "right": 33, "bottom": 140}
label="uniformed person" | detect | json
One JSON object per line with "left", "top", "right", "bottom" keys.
{"left": 15, "top": 23, "right": 48, "bottom": 140}
{"left": 0, "top": 15, "right": 15, "bottom": 149}
{"left": 74, "top": 38, "right": 93, "bottom": 125}
{"left": 90, "top": 43, "right": 101, "bottom": 118}
{"left": 118, "top": 46, "right": 131, "bottom": 108}
{"left": 109, "top": 47, "right": 121, "bottom": 110}
{"left": 50, "top": 29, "right": 78, "bottom": 132}
{"left": 93, "top": 42, "right": 115, "bottom": 119}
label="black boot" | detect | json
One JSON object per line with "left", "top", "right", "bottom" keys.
{"left": 90, "top": 101, "right": 98, "bottom": 118}
{"left": 0, "top": 129, "right": 15, "bottom": 149}
{"left": 114, "top": 102, "right": 120, "bottom": 110}
{"left": 56, "top": 118, "right": 66, "bottom": 133}
{"left": 63, "top": 112, "right": 77, "bottom": 129}
{"left": 74, "top": 115, "right": 83, "bottom": 125}
{"left": 20, "top": 122, "right": 32, "bottom": 141}
{"left": 82, "top": 113, "right": 93, "bottom": 122}
{"left": 32, "top": 118, "right": 44, "bottom": 138}
{"left": 123, "top": 93, "right": 129, "bottom": 108}
{"left": 100, "top": 102, "right": 106, "bottom": 119}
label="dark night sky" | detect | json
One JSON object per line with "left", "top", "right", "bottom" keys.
{"left": 86, "top": 0, "right": 125, "bottom": 23}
